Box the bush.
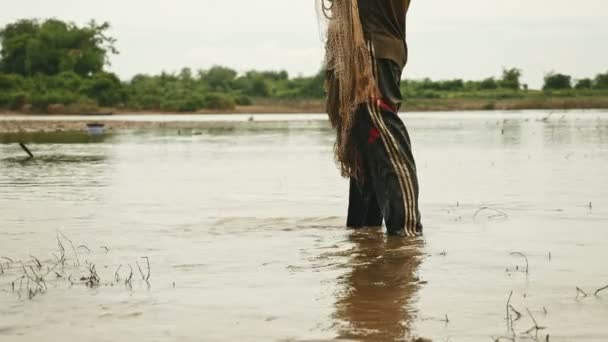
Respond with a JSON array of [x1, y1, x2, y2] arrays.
[[51, 71, 83, 92], [543, 73, 572, 90], [479, 77, 498, 90], [498, 68, 521, 90], [82, 72, 125, 106], [0, 73, 26, 91], [202, 93, 235, 110], [234, 95, 252, 106], [30, 90, 81, 110], [176, 95, 205, 112], [6, 91, 29, 110], [575, 78, 593, 90], [595, 71, 608, 89]]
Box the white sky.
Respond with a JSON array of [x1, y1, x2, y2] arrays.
[[1, 0, 607, 88]]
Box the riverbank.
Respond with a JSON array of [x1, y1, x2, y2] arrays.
[[1, 108, 607, 135], [3, 94, 608, 118]]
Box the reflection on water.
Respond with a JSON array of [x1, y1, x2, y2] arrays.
[[334, 230, 423, 341]]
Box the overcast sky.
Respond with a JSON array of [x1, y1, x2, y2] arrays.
[[1, 0, 607, 88]]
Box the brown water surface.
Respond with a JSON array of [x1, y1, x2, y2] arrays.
[[1, 110, 608, 341]]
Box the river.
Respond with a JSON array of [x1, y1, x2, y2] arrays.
[[1, 110, 607, 341]]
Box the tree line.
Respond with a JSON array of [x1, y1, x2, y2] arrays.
[[1, 19, 607, 113]]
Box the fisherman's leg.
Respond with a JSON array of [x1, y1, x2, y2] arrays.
[[369, 58, 423, 235], [377, 106, 422, 235], [387, 111, 422, 235], [347, 178, 383, 228], [363, 102, 422, 236], [347, 107, 383, 228]]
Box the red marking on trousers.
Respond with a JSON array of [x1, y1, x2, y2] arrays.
[[368, 127, 380, 144], [367, 99, 395, 144]]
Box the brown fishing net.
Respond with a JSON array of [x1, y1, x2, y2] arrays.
[[318, 0, 379, 180]]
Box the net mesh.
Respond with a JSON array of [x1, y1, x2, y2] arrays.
[[317, 0, 379, 180]]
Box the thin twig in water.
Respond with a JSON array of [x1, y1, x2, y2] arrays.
[[19, 142, 34, 158], [510, 252, 529, 274], [42, 255, 64, 279], [576, 287, 589, 298], [136, 261, 145, 280], [77, 245, 91, 253], [16, 275, 25, 291], [100, 246, 110, 253], [506, 291, 513, 329], [524, 308, 547, 339], [125, 264, 133, 288], [115, 264, 122, 282], [21, 264, 34, 282], [2, 256, 14, 263], [473, 206, 509, 220], [56, 237, 66, 266], [491, 337, 515, 342], [59, 232, 80, 266], [142, 257, 150, 282], [82, 264, 100, 288], [595, 285, 608, 296], [136, 257, 151, 282], [509, 305, 522, 322], [30, 255, 42, 269]]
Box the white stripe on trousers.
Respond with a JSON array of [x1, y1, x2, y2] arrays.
[[366, 102, 416, 236], [371, 101, 418, 234]]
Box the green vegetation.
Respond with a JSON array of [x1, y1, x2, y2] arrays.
[[124, 67, 324, 112], [398, 68, 608, 111], [0, 19, 325, 113], [1, 19, 608, 114]]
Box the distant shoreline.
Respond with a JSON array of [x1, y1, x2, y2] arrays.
[[1, 97, 608, 134], [2, 95, 608, 117]]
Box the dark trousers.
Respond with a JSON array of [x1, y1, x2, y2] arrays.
[[346, 59, 422, 236]]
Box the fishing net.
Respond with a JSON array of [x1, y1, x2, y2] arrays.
[[317, 0, 379, 180]]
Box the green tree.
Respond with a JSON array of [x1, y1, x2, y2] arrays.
[[543, 72, 572, 90], [595, 71, 608, 89], [0, 73, 27, 92], [0, 19, 118, 76], [479, 77, 498, 90], [82, 72, 125, 106], [233, 72, 271, 97], [575, 78, 593, 90], [200, 66, 237, 91], [499, 68, 521, 90]]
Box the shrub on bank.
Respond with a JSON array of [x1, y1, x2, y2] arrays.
[[543, 73, 572, 90], [575, 78, 593, 90], [234, 95, 253, 106], [202, 93, 236, 110], [595, 71, 608, 89], [0, 91, 29, 110]]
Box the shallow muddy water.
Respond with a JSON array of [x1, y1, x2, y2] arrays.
[[1, 110, 608, 341]]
